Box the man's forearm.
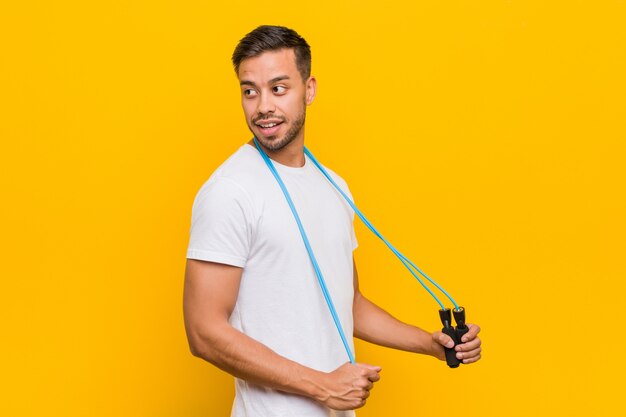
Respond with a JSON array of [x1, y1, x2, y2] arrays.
[[189, 321, 327, 400], [352, 290, 436, 356]]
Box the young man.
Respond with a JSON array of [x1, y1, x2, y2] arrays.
[[183, 25, 482, 417]]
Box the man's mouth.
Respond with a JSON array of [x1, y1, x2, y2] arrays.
[[255, 119, 284, 136], [258, 122, 279, 128]]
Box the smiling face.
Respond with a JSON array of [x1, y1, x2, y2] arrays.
[[238, 48, 316, 152]]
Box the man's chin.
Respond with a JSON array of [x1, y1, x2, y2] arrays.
[[256, 136, 288, 151]]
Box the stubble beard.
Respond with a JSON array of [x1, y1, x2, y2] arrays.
[[252, 105, 306, 152]]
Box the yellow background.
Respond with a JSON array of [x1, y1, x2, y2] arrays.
[[1, 1, 624, 416]]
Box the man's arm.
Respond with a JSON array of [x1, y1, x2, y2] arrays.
[[352, 260, 482, 364], [183, 258, 381, 410]]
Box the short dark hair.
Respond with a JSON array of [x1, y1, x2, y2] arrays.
[[232, 25, 311, 81]]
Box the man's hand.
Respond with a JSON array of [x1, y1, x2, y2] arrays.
[[431, 323, 482, 364], [315, 362, 381, 410]]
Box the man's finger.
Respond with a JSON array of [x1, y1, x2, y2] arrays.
[[361, 380, 373, 390], [356, 363, 382, 381], [433, 330, 455, 348], [456, 336, 481, 352], [462, 353, 482, 364], [456, 346, 482, 361], [356, 363, 382, 372], [460, 323, 481, 343], [353, 378, 374, 389]]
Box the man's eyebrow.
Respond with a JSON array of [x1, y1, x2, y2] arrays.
[[239, 75, 291, 87], [239, 80, 257, 87], [270, 75, 290, 83]]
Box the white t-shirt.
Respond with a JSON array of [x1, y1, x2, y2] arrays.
[[187, 144, 358, 417]]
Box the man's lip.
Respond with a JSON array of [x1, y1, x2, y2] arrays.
[[256, 121, 283, 136], [255, 119, 284, 126]]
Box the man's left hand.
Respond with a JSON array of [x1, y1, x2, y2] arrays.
[[431, 323, 482, 364]]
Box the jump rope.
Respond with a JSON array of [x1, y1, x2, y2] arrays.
[[254, 137, 469, 368]]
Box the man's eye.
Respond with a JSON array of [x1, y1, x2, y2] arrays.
[[244, 89, 257, 97], [273, 86, 286, 94]]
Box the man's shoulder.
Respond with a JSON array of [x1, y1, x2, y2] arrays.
[[213, 143, 260, 176], [193, 144, 267, 205], [204, 144, 266, 188]]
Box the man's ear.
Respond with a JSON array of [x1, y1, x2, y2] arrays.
[[305, 76, 317, 105]]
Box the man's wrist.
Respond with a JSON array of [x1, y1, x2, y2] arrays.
[[410, 327, 438, 357], [288, 364, 328, 402]]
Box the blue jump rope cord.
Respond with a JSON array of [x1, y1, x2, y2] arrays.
[[303, 147, 460, 312], [254, 137, 460, 363]]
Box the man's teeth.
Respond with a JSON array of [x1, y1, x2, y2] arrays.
[[259, 123, 278, 128]]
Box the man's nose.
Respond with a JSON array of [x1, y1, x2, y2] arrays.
[[257, 92, 276, 115]]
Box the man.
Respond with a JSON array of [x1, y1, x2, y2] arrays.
[[183, 25, 482, 416]]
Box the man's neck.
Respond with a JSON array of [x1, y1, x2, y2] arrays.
[[248, 137, 306, 168]]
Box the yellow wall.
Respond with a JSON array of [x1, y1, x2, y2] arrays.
[[2, 1, 624, 416]]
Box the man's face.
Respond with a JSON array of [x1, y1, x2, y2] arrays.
[[238, 48, 316, 152]]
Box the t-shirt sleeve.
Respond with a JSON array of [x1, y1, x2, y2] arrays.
[[186, 176, 255, 267]]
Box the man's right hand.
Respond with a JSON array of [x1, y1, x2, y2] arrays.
[[315, 362, 381, 410]]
